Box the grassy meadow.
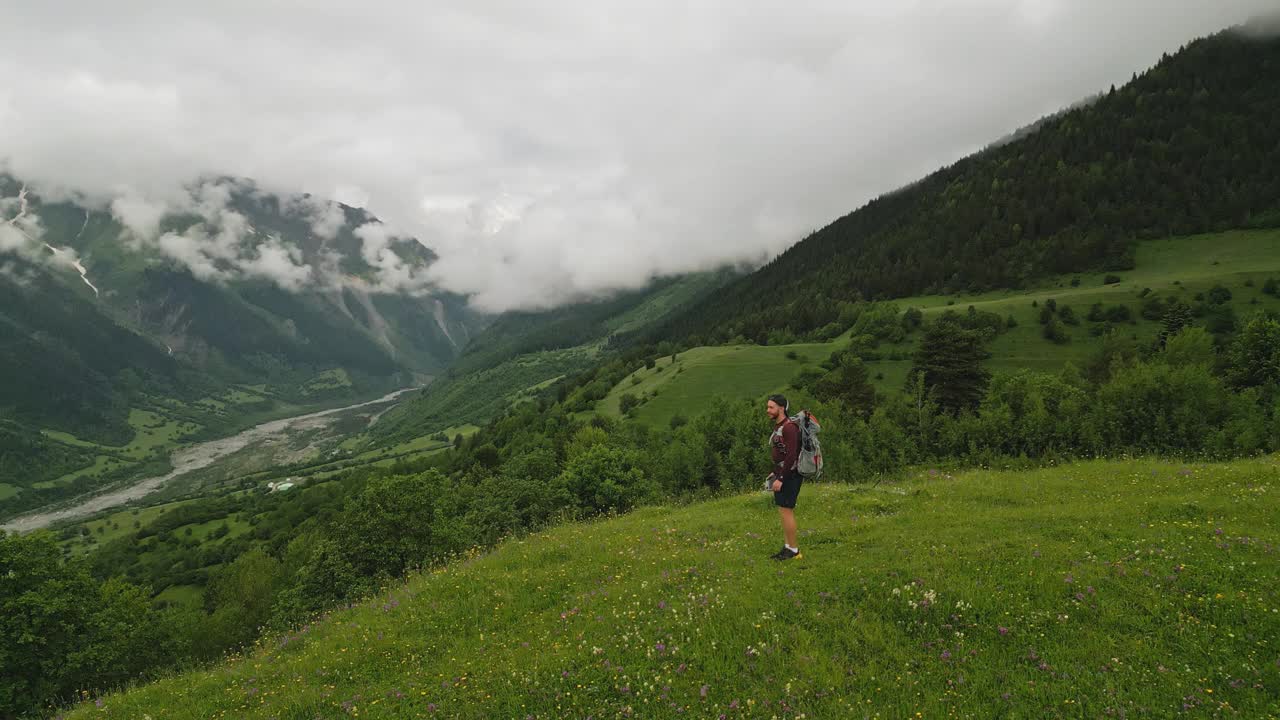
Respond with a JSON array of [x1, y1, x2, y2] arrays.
[[595, 229, 1280, 428], [62, 455, 1279, 719]]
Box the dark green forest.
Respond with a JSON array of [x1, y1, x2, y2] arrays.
[[657, 29, 1280, 347]]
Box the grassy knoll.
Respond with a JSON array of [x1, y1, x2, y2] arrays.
[[596, 344, 829, 427], [65, 456, 1280, 719], [596, 230, 1280, 428]]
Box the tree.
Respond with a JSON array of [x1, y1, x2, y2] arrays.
[[1227, 314, 1280, 389], [1158, 302, 1195, 347], [813, 354, 877, 418], [1, 531, 96, 716], [556, 445, 655, 513], [619, 393, 641, 415], [203, 549, 284, 651], [1161, 327, 1216, 368], [909, 321, 991, 414], [1, 531, 174, 718], [290, 471, 451, 612]]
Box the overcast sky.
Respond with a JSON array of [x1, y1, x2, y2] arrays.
[[0, 1, 1274, 311]]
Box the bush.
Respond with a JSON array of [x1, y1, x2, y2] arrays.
[[1262, 278, 1278, 296], [1207, 285, 1233, 305], [1103, 274, 1122, 285], [1104, 304, 1133, 323], [619, 393, 641, 415], [1141, 296, 1166, 321], [1042, 318, 1070, 344]]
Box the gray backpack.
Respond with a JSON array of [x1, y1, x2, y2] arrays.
[[789, 410, 823, 478]]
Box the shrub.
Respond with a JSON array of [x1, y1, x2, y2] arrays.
[[619, 393, 641, 415], [1042, 318, 1070, 344], [1103, 274, 1122, 284], [1104, 304, 1133, 323]]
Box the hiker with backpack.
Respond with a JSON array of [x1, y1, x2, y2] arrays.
[[764, 393, 821, 561]]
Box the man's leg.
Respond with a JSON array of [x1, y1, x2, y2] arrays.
[[778, 507, 798, 549]]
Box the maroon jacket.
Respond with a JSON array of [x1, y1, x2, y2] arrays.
[[769, 419, 800, 481]]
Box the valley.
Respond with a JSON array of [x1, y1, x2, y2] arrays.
[[1, 385, 419, 533]]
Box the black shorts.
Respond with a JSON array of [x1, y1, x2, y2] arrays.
[[773, 471, 803, 509]]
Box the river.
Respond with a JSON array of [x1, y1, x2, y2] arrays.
[[1, 387, 418, 534]]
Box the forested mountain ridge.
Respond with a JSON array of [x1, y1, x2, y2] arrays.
[[658, 24, 1280, 346]]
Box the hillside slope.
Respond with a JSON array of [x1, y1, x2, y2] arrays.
[[371, 270, 737, 445], [66, 457, 1280, 719], [660, 24, 1280, 346], [592, 229, 1280, 429]]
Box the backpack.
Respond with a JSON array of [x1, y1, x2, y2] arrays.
[[788, 410, 823, 479]]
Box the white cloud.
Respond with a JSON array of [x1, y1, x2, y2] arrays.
[[240, 237, 313, 290], [0, 1, 1274, 310]]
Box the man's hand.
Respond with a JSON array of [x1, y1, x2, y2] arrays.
[[771, 479, 783, 492]]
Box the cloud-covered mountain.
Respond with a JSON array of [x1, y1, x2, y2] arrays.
[[0, 172, 486, 443]]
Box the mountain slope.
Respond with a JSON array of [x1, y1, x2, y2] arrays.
[[370, 270, 738, 445], [61, 457, 1280, 718], [0, 176, 486, 516], [660, 24, 1280, 346]]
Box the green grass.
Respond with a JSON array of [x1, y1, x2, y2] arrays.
[[120, 409, 196, 460], [41, 429, 107, 449], [591, 229, 1280, 428], [65, 456, 1280, 718], [0, 483, 19, 501], [44, 455, 121, 486], [154, 584, 204, 609], [181, 516, 253, 543], [61, 500, 197, 554], [595, 344, 830, 427], [301, 368, 353, 396], [226, 387, 268, 404]]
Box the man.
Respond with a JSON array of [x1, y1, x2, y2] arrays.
[[765, 394, 802, 560]]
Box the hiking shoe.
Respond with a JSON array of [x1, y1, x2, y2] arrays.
[[769, 546, 789, 560], [777, 548, 802, 561]]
